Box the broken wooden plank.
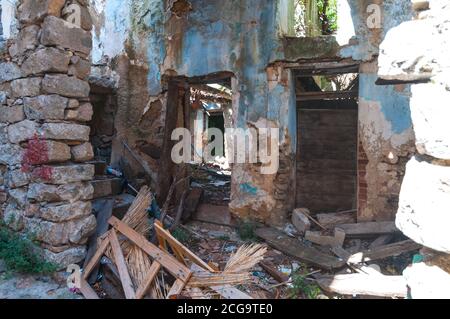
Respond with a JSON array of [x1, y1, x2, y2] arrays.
[[305, 230, 345, 247], [255, 227, 345, 270], [135, 262, 161, 299], [167, 279, 187, 299], [316, 274, 408, 298], [211, 285, 253, 299], [83, 232, 111, 280], [370, 234, 394, 249], [349, 240, 422, 263], [109, 230, 136, 299], [154, 222, 216, 273], [109, 216, 192, 282], [336, 222, 399, 237], [84, 198, 114, 283], [316, 211, 356, 229], [260, 262, 289, 283], [79, 278, 100, 300]]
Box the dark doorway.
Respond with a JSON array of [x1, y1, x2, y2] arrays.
[[294, 64, 359, 214]]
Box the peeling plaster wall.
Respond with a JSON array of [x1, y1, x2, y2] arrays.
[[90, 0, 297, 225], [161, 0, 296, 225], [339, 1, 416, 221], [89, 0, 416, 224]]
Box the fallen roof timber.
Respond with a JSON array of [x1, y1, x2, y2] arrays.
[[349, 240, 422, 264], [255, 227, 345, 270], [336, 222, 400, 237]]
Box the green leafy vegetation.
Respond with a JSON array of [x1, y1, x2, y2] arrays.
[[317, 0, 338, 34], [289, 271, 322, 299], [0, 222, 57, 275]]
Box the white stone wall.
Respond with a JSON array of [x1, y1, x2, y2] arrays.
[[378, 0, 450, 298]]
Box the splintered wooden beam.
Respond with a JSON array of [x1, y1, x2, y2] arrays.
[[109, 230, 136, 299], [349, 240, 422, 263], [154, 222, 216, 273], [167, 279, 187, 299], [108, 216, 192, 282], [255, 227, 345, 270], [79, 278, 100, 300], [336, 222, 400, 237], [135, 262, 162, 299], [83, 231, 111, 280], [316, 274, 408, 298]]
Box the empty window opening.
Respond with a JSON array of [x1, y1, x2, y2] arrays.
[[294, 0, 339, 37], [295, 65, 359, 214]]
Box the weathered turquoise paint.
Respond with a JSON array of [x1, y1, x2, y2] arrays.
[[240, 183, 258, 196], [360, 73, 412, 134]]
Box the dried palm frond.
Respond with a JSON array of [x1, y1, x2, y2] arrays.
[[224, 244, 267, 274], [187, 272, 251, 288], [126, 245, 153, 288]]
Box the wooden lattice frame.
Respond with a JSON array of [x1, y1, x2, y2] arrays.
[[80, 217, 192, 299]]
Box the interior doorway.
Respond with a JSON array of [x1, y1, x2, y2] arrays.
[[294, 62, 359, 214]]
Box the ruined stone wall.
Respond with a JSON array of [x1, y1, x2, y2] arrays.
[[378, 0, 450, 298], [342, 0, 416, 222], [0, 0, 95, 267]]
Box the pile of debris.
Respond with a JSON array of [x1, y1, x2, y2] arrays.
[[77, 186, 266, 299], [255, 208, 423, 298]]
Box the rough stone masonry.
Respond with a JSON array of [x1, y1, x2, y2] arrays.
[[0, 0, 95, 268], [378, 0, 450, 298]]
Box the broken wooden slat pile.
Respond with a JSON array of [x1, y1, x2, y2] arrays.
[[255, 208, 423, 298], [81, 217, 193, 299], [80, 186, 264, 299]]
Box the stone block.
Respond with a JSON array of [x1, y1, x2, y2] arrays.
[[11, 78, 41, 98], [291, 208, 311, 234], [68, 56, 91, 80], [8, 25, 40, 58], [8, 187, 28, 208], [40, 123, 90, 142], [45, 141, 71, 163], [32, 164, 94, 184], [410, 83, 450, 160], [24, 214, 96, 246], [27, 182, 93, 203], [0, 144, 23, 166], [18, 0, 65, 24], [403, 262, 450, 299], [0, 62, 24, 84], [396, 156, 450, 253], [21, 47, 71, 76], [43, 246, 87, 268], [65, 102, 93, 122], [24, 95, 68, 120], [7, 120, 38, 143], [7, 169, 30, 188], [42, 74, 90, 98], [40, 16, 92, 55], [0, 105, 25, 123], [71, 142, 94, 162], [40, 201, 92, 222]]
